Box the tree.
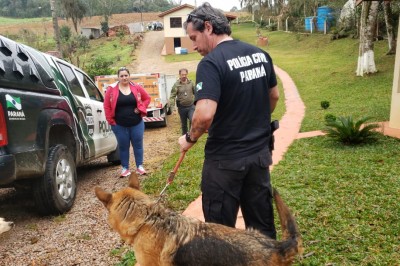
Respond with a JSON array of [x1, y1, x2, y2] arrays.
[[356, 1, 379, 76], [383, 1, 396, 55], [59, 0, 87, 33], [98, 0, 117, 22], [50, 0, 61, 53]]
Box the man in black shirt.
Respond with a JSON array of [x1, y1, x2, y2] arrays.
[[178, 2, 280, 239]]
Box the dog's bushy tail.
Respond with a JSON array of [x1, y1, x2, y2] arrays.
[[273, 188, 303, 260]]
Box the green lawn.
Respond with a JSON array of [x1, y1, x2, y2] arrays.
[[142, 23, 400, 265], [0, 16, 51, 25], [272, 135, 400, 265], [233, 23, 394, 132]]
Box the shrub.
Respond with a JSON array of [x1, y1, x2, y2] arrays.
[[323, 116, 380, 145], [324, 113, 336, 123], [75, 35, 89, 51], [84, 57, 114, 80], [321, 100, 330, 109], [100, 21, 109, 36], [117, 30, 125, 40], [259, 20, 267, 28], [60, 25, 71, 42], [265, 23, 277, 31]]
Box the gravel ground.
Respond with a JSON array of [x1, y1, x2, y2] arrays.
[[0, 31, 198, 266]]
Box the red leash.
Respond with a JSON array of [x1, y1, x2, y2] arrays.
[[158, 151, 186, 198]]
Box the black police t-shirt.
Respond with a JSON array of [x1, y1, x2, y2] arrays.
[[195, 40, 277, 160]]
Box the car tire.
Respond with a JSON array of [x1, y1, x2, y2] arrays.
[[33, 144, 77, 215], [158, 106, 168, 127], [107, 145, 121, 165], [161, 115, 167, 127]]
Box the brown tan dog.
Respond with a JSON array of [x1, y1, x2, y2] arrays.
[[95, 174, 302, 266]]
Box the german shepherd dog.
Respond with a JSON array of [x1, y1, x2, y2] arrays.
[[95, 174, 302, 266]]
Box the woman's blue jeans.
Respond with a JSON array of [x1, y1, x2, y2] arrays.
[[111, 121, 144, 170]]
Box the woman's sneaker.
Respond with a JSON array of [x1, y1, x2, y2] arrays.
[[136, 165, 146, 175], [120, 168, 131, 177]]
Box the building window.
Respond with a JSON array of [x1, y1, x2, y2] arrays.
[[170, 17, 182, 28]]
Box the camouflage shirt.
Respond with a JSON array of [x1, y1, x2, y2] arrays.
[[169, 79, 195, 109]]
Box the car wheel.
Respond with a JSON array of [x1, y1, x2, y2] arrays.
[[33, 144, 77, 215], [107, 145, 121, 165], [159, 107, 168, 127], [161, 115, 167, 127]]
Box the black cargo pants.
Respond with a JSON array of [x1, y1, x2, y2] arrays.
[[201, 150, 277, 239]]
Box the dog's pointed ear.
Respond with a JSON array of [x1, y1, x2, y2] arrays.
[[128, 173, 140, 190], [95, 187, 112, 207]]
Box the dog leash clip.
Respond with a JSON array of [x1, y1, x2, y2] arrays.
[[158, 151, 186, 201]]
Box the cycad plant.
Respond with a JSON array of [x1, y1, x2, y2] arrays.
[[323, 116, 380, 145]]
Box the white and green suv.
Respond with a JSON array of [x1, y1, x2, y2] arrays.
[[0, 35, 120, 215]]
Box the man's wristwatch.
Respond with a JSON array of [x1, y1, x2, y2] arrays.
[[185, 132, 197, 143]]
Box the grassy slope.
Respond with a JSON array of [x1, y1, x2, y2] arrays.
[[0, 17, 53, 25], [84, 37, 136, 69], [234, 23, 400, 265], [233, 23, 394, 132]]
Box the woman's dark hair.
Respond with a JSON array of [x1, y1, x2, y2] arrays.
[[184, 2, 231, 36], [117, 67, 130, 76]]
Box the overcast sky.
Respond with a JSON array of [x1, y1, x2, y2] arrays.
[[180, 0, 242, 12]]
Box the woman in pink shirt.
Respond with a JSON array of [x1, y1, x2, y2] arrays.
[[104, 67, 150, 177]]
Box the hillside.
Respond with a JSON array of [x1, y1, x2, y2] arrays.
[[0, 11, 249, 36], [0, 12, 161, 36]]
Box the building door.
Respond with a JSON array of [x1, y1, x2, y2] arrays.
[[174, 37, 181, 48]]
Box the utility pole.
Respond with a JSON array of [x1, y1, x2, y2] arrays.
[[50, 0, 61, 54], [140, 0, 143, 27]]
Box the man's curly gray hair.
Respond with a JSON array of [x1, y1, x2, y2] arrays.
[[184, 2, 231, 36]]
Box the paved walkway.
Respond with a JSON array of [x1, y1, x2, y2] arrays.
[[182, 66, 400, 228]]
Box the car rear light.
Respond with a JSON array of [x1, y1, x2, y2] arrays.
[[0, 103, 8, 147]]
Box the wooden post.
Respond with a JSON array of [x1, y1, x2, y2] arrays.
[[286, 17, 289, 32], [310, 18, 313, 33]]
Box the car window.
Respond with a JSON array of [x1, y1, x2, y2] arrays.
[[57, 63, 85, 97], [75, 70, 103, 102]]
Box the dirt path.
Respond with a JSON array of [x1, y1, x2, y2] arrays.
[[0, 32, 199, 265], [129, 31, 198, 75]]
